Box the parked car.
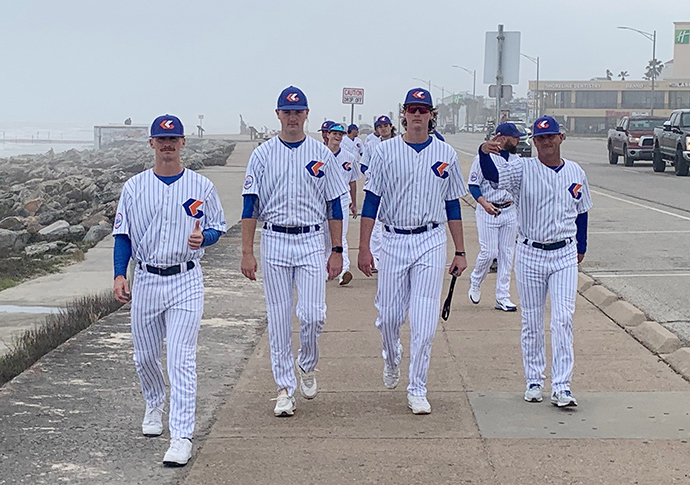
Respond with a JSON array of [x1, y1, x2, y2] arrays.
[[513, 121, 532, 157], [358, 123, 374, 135], [652, 109, 690, 176], [607, 116, 665, 166], [442, 123, 456, 134]]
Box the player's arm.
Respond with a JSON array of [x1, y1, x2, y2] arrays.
[[469, 184, 500, 216], [358, 191, 378, 277], [575, 173, 593, 264], [326, 198, 344, 280], [240, 195, 259, 280], [446, 200, 467, 276], [113, 234, 131, 303]]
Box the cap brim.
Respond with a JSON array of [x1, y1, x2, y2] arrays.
[[150, 133, 184, 137], [532, 130, 561, 137], [278, 105, 308, 111]]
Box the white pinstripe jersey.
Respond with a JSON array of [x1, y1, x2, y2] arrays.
[[365, 136, 468, 228], [365, 133, 379, 146], [242, 135, 348, 226], [340, 135, 362, 159], [113, 169, 227, 266], [494, 157, 593, 242], [333, 148, 361, 202], [359, 135, 382, 172], [468, 153, 517, 205]]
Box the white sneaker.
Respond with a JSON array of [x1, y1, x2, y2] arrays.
[[495, 298, 517, 312], [551, 390, 578, 407], [163, 438, 192, 467], [383, 363, 400, 389], [273, 394, 296, 417], [407, 394, 432, 414], [142, 405, 164, 437], [296, 359, 318, 399], [339, 270, 353, 286], [468, 286, 481, 304], [524, 384, 543, 402]]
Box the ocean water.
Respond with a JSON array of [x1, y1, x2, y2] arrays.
[[0, 122, 94, 158]]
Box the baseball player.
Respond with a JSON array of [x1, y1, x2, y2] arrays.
[[478, 115, 591, 407], [364, 124, 380, 146], [112, 114, 227, 466], [240, 86, 348, 417], [318, 120, 335, 143], [324, 123, 361, 285], [358, 88, 468, 414], [340, 124, 363, 160], [467, 123, 522, 312], [359, 115, 396, 269]]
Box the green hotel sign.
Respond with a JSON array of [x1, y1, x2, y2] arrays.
[[676, 29, 690, 44]]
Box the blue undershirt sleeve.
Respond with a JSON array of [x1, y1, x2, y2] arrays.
[[576, 212, 588, 254], [445, 199, 462, 220], [478, 147, 499, 183], [327, 196, 343, 220], [241, 194, 259, 219], [468, 184, 483, 201], [113, 234, 132, 279], [361, 192, 381, 219], [201, 228, 222, 247]]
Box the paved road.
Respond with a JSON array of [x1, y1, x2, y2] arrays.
[[446, 133, 690, 344]]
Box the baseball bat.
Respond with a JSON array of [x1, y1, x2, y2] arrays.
[[441, 274, 457, 321]]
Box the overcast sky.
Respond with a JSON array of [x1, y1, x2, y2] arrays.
[[0, 0, 685, 134]]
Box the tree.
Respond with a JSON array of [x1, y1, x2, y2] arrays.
[[643, 59, 664, 81], [618, 71, 629, 81], [606, 69, 613, 81]]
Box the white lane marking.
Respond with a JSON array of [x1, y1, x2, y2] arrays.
[[590, 230, 690, 234], [591, 189, 690, 222], [591, 273, 690, 278], [622, 169, 639, 174]]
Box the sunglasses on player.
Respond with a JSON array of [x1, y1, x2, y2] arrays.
[[405, 105, 431, 114]]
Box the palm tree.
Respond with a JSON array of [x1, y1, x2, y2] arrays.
[[643, 59, 664, 81], [618, 71, 629, 81], [606, 69, 613, 80]]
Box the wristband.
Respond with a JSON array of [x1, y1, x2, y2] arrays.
[[455, 251, 466, 257], [332, 246, 344, 253]]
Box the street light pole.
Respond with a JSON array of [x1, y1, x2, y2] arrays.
[[452, 65, 476, 131], [412, 77, 432, 96], [521, 53, 540, 119], [617, 26, 658, 116]]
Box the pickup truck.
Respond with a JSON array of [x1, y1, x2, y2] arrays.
[[652, 109, 690, 176], [607, 116, 665, 167]]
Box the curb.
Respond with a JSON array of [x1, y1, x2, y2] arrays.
[[578, 271, 686, 375]]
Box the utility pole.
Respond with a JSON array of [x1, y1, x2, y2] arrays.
[[496, 24, 505, 125]]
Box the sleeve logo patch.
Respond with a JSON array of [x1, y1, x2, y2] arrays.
[[469, 172, 478, 182], [114, 212, 123, 229], [306, 160, 325, 178], [431, 161, 450, 179], [183, 198, 205, 218], [342, 161, 352, 171], [568, 183, 583, 200], [244, 175, 253, 189]]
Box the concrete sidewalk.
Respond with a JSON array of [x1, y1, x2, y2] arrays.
[[184, 211, 690, 484]]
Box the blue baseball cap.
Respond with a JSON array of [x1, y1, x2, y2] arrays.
[[150, 114, 184, 138], [347, 124, 358, 132], [495, 122, 526, 138], [328, 123, 347, 133], [532, 116, 560, 136], [374, 115, 392, 128], [277, 86, 308, 110], [319, 120, 335, 132], [404, 88, 433, 107]]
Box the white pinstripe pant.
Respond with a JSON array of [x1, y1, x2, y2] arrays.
[[261, 228, 326, 396], [370, 220, 383, 266], [375, 225, 446, 397], [470, 205, 517, 300], [324, 195, 352, 273], [514, 241, 578, 393], [130, 264, 204, 439]]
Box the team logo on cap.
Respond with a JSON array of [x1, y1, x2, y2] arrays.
[[183, 198, 204, 218], [306, 160, 325, 178], [568, 183, 583, 200], [160, 119, 175, 130], [342, 162, 352, 171], [114, 212, 123, 229], [287, 93, 300, 102], [412, 91, 426, 99], [431, 161, 450, 179], [537, 120, 549, 129]]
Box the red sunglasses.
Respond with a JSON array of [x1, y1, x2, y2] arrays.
[[405, 105, 431, 114]]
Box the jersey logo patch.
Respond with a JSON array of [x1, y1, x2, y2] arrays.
[[431, 161, 450, 179], [160, 119, 175, 130], [306, 160, 325, 178], [244, 175, 253, 189], [342, 161, 352, 171], [470, 172, 478, 182], [114, 212, 123, 229], [183, 198, 204, 218], [568, 183, 583, 200]]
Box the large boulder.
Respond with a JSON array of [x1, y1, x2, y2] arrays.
[[83, 222, 112, 243], [0, 216, 25, 231], [38, 220, 70, 241], [0, 228, 19, 251]]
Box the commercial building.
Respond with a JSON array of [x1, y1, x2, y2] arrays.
[[529, 22, 690, 134]]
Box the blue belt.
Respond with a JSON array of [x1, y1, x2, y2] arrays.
[[384, 223, 439, 235], [139, 261, 195, 276], [264, 223, 320, 234]]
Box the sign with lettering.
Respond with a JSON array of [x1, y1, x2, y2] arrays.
[[342, 88, 365, 105], [676, 29, 690, 44]]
